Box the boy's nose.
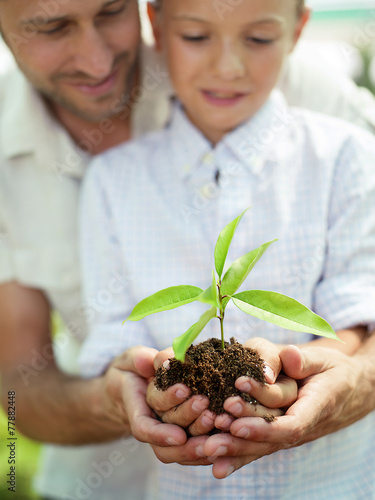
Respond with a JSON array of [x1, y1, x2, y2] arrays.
[[72, 27, 114, 80], [214, 40, 246, 80]]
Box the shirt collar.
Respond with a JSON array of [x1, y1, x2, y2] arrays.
[[166, 101, 217, 182], [166, 90, 290, 180], [221, 90, 289, 174], [0, 69, 86, 179]]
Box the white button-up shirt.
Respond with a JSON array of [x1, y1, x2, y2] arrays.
[[80, 91, 375, 499]]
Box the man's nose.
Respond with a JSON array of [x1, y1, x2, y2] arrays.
[[213, 40, 246, 80], [72, 27, 114, 79]]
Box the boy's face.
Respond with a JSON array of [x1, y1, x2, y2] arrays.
[[0, 0, 140, 123], [150, 0, 308, 144]]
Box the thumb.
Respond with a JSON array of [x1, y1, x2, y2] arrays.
[[153, 347, 175, 370], [112, 346, 159, 379], [243, 337, 283, 384], [280, 345, 328, 380]]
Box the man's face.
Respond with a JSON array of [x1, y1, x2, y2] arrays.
[[151, 0, 308, 144], [0, 0, 141, 122]]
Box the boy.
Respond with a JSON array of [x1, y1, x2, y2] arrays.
[[80, 0, 375, 498]]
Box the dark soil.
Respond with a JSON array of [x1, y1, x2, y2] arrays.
[[155, 337, 269, 416]]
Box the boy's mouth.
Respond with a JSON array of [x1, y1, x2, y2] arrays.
[[202, 89, 248, 105]]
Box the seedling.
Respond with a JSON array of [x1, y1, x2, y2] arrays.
[[125, 209, 340, 361]]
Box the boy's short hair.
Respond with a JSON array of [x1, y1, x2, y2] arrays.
[[153, 0, 305, 16]]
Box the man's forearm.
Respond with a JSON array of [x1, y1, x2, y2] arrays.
[[353, 332, 375, 415], [1, 366, 131, 445]]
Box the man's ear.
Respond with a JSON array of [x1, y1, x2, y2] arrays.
[[290, 7, 311, 52], [147, 2, 162, 52]]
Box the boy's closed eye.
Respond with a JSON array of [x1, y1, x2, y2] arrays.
[[182, 34, 209, 42]]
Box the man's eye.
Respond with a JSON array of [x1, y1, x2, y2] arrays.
[[100, 5, 126, 17], [39, 24, 67, 35]]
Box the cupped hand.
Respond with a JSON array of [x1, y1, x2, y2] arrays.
[[146, 347, 217, 436], [202, 344, 369, 479], [105, 345, 188, 447]]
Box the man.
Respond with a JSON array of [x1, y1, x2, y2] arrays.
[[0, 1, 374, 499]]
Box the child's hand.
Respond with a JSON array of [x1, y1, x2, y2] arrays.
[[146, 347, 217, 436], [215, 338, 297, 431]]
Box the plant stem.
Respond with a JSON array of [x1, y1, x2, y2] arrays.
[[217, 282, 225, 350], [220, 312, 225, 350]]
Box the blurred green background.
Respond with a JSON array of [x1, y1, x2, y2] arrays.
[[0, 409, 41, 500]]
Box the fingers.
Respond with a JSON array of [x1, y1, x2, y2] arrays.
[[223, 396, 284, 420], [123, 371, 188, 448], [157, 394, 210, 428], [211, 456, 248, 479], [203, 432, 280, 468], [214, 413, 235, 432], [111, 345, 159, 379], [151, 436, 212, 466], [188, 410, 216, 436], [153, 347, 175, 370], [147, 379, 191, 413], [242, 337, 283, 383], [279, 344, 330, 380], [234, 373, 298, 409], [147, 380, 214, 433], [229, 411, 305, 446]]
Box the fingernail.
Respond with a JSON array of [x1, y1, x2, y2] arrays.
[[225, 466, 235, 478], [166, 437, 181, 446], [237, 380, 251, 392], [162, 360, 170, 370], [235, 428, 250, 439], [176, 388, 189, 399], [211, 445, 227, 457], [228, 402, 242, 416], [192, 397, 208, 413], [219, 415, 232, 429], [195, 445, 206, 458], [202, 415, 214, 427], [264, 365, 276, 384]]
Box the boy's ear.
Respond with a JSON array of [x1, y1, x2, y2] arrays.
[[147, 2, 162, 52], [290, 7, 311, 52]]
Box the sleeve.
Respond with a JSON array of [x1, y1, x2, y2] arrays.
[[313, 132, 375, 334], [0, 191, 15, 283], [78, 156, 154, 377]]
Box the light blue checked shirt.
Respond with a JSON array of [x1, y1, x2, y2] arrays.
[[80, 91, 375, 500]]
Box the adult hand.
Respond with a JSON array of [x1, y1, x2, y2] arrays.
[[104, 345, 188, 447], [200, 344, 373, 479]]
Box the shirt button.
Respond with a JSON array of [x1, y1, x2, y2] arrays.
[[202, 152, 214, 165], [201, 183, 218, 199]]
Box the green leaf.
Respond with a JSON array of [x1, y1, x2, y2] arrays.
[[232, 290, 341, 341], [214, 208, 250, 279], [221, 239, 277, 300], [125, 285, 203, 322], [173, 307, 217, 361], [197, 270, 219, 308]]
